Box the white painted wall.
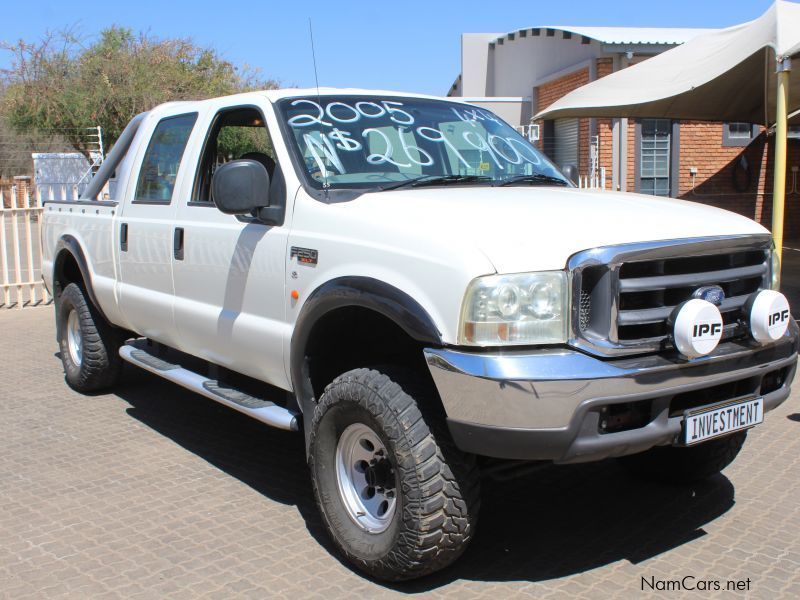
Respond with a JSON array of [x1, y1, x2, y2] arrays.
[[461, 33, 501, 96], [32, 153, 89, 187], [460, 32, 605, 100]]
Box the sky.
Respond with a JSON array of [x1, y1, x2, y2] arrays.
[[0, 0, 784, 96]]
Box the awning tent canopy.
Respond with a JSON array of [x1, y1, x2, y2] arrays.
[[537, 1, 800, 125]]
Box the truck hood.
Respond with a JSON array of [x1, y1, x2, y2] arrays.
[[348, 186, 769, 273]]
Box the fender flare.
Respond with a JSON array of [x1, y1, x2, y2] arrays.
[[290, 276, 443, 415], [53, 235, 111, 324]]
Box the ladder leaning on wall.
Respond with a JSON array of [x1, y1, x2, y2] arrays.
[[74, 126, 105, 193], [580, 135, 607, 190]]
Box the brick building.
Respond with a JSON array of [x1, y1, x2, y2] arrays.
[[447, 26, 800, 239]]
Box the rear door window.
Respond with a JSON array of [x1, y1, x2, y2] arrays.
[[135, 113, 198, 203]]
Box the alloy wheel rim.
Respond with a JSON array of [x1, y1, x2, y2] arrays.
[[334, 422, 398, 533]]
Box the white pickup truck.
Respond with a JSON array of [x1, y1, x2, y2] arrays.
[[42, 88, 797, 580]]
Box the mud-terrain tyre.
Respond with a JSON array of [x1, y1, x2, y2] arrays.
[[619, 431, 748, 484], [308, 367, 480, 581], [56, 282, 124, 393]]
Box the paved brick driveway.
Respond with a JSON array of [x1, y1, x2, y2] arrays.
[[1, 307, 799, 599]]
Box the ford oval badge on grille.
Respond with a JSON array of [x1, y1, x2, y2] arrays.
[[693, 285, 725, 306]]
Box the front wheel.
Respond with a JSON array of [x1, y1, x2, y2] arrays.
[[619, 431, 748, 484], [308, 368, 480, 581]]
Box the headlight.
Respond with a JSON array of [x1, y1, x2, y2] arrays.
[[459, 271, 569, 345], [770, 249, 781, 290]]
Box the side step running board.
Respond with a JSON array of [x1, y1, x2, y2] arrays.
[[119, 345, 300, 432]]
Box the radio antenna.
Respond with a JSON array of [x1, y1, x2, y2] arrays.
[[309, 18, 322, 97], [308, 18, 329, 195]]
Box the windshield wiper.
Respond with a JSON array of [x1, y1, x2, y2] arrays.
[[496, 174, 570, 187], [378, 174, 494, 191]]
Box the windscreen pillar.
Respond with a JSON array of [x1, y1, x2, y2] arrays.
[[771, 56, 791, 283]]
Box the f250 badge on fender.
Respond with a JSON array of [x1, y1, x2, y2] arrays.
[[290, 247, 318, 266]]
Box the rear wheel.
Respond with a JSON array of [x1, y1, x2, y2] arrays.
[[619, 431, 748, 484], [56, 282, 124, 392], [308, 367, 480, 581]]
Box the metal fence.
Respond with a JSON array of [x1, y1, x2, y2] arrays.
[[578, 167, 607, 190], [1, 180, 108, 309], [0, 184, 54, 308]]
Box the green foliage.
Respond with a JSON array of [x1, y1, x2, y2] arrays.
[[1, 27, 279, 156], [216, 126, 273, 160]]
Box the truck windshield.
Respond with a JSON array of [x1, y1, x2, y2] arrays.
[[276, 96, 569, 191]]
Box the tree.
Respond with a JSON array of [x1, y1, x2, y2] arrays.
[[0, 114, 76, 177], [0, 27, 279, 157]]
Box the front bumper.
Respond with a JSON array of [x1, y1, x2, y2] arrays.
[[424, 322, 798, 463]]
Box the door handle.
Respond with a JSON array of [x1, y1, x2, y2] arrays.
[[173, 227, 184, 261], [120, 223, 128, 252]]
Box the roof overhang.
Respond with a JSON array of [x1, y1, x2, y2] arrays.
[[536, 1, 800, 125]]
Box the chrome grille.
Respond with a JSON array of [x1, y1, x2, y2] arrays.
[[578, 289, 592, 332], [569, 235, 772, 357], [617, 250, 767, 341]]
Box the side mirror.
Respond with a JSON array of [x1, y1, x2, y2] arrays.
[[561, 164, 579, 186], [212, 159, 270, 215]]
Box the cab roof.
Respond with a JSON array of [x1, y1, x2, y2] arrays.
[[147, 87, 473, 116]]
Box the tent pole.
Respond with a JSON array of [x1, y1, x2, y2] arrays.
[[772, 57, 791, 284]]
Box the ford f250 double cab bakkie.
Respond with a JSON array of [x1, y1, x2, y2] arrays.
[[41, 88, 797, 580]]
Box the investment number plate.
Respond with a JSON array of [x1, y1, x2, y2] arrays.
[[683, 397, 764, 445]]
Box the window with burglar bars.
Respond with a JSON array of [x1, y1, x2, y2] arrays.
[[723, 122, 758, 146], [727, 122, 753, 139], [639, 119, 671, 197]]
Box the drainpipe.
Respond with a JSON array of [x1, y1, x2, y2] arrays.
[[772, 56, 791, 284]]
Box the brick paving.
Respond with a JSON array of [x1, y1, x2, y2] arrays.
[[1, 307, 799, 599]]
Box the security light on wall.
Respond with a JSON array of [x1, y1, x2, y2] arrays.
[[516, 124, 540, 142], [528, 124, 540, 142]]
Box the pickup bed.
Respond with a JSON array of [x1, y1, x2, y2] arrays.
[[42, 88, 798, 580]]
